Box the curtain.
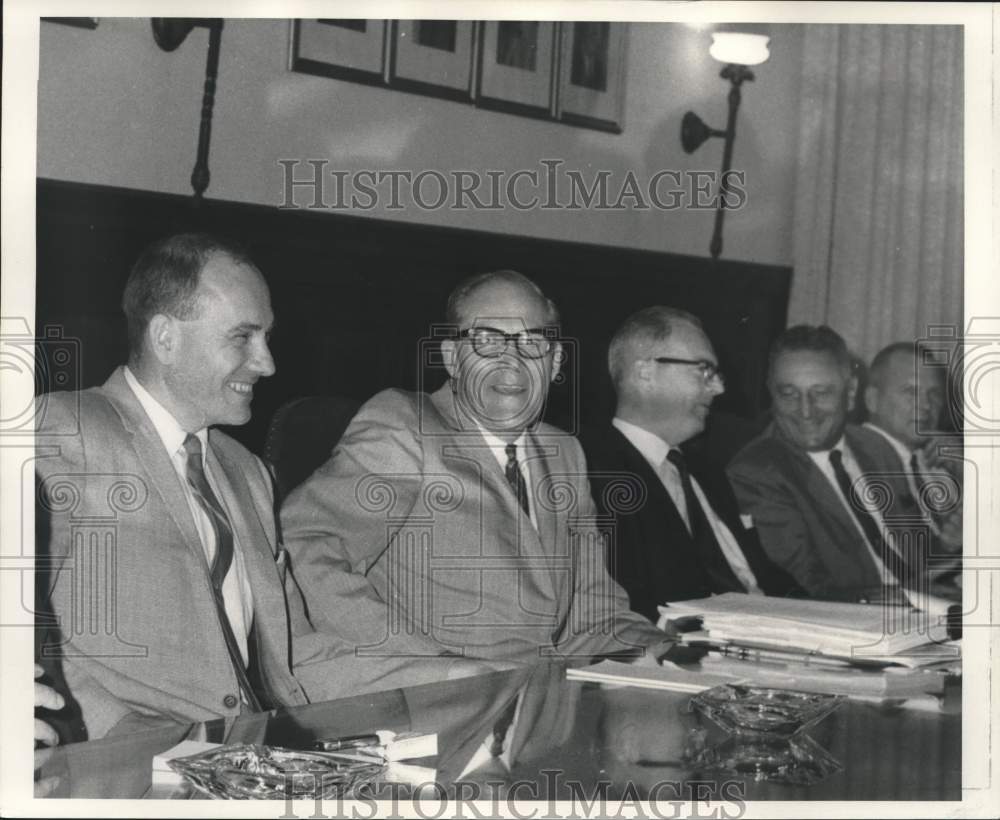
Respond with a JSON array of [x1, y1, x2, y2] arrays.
[[789, 25, 963, 363]]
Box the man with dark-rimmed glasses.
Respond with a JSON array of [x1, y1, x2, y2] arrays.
[[281, 271, 680, 666], [582, 306, 801, 621]]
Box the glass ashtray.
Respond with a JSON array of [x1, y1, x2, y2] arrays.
[[690, 732, 843, 785], [168, 743, 386, 799], [690, 684, 844, 737]]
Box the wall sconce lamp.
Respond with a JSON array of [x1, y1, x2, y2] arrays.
[[151, 18, 224, 205], [681, 32, 770, 259]]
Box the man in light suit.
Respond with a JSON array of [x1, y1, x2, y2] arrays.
[[864, 341, 962, 552], [281, 271, 679, 665], [582, 307, 801, 621], [35, 234, 468, 740], [727, 325, 958, 604]]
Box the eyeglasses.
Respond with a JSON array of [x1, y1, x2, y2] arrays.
[[653, 356, 725, 386], [458, 327, 555, 359]]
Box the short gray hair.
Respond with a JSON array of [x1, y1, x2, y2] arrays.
[[608, 306, 702, 391], [445, 269, 560, 329]]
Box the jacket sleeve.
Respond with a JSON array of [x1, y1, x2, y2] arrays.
[[279, 392, 459, 669], [549, 440, 674, 663]]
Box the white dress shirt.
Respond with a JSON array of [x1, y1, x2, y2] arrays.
[[475, 424, 538, 530], [612, 418, 762, 595], [124, 367, 254, 665], [806, 437, 895, 585]]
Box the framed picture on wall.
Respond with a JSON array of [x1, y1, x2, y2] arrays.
[[476, 21, 557, 118], [289, 19, 388, 85], [389, 20, 477, 101], [555, 22, 628, 133]]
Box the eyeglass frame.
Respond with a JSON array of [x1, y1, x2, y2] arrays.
[[456, 326, 559, 359], [652, 356, 725, 386]]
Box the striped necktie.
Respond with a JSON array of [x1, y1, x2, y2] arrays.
[[182, 434, 262, 711]]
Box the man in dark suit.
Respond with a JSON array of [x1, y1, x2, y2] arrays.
[[282, 271, 681, 666], [727, 325, 959, 605], [583, 306, 800, 622], [35, 234, 471, 740]]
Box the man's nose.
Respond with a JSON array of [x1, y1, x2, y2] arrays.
[[250, 339, 276, 377]]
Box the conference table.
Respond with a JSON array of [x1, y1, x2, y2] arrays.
[[36, 661, 961, 803]]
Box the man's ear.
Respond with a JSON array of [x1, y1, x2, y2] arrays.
[[846, 373, 859, 408], [863, 384, 877, 416], [441, 338, 457, 379], [147, 314, 177, 365], [549, 341, 563, 382], [633, 358, 654, 386]]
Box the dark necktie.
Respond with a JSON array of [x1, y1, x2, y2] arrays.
[[666, 449, 744, 593], [504, 443, 531, 518], [490, 697, 518, 757], [182, 434, 262, 711], [829, 448, 917, 588], [909, 450, 946, 529]]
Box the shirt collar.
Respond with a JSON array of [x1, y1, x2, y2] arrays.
[[474, 422, 528, 466], [612, 417, 673, 469], [805, 435, 849, 468], [124, 366, 208, 465]]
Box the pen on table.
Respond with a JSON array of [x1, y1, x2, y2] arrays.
[[313, 734, 381, 752]]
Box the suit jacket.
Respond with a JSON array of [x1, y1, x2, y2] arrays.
[[726, 422, 932, 601], [582, 425, 801, 621], [34, 368, 458, 740], [280, 384, 669, 664]]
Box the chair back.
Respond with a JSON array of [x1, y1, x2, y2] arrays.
[[265, 396, 361, 499]]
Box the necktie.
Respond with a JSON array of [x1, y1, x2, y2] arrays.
[[489, 697, 518, 757], [909, 450, 946, 529], [182, 435, 262, 711], [829, 449, 917, 588], [665, 449, 744, 593], [504, 443, 531, 518]]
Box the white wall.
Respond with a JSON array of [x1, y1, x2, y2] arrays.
[[38, 19, 802, 265]]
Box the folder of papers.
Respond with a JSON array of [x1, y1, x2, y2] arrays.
[[658, 593, 959, 669]]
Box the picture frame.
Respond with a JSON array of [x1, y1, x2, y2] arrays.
[[389, 20, 477, 102], [289, 19, 388, 86], [42, 18, 99, 29], [476, 21, 557, 119], [555, 22, 628, 134]]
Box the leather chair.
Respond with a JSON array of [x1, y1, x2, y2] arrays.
[[264, 396, 362, 500]]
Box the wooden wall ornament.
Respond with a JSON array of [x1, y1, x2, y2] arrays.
[[151, 18, 225, 205]]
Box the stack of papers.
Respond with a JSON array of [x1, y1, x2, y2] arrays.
[[658, 593, 958, 668]]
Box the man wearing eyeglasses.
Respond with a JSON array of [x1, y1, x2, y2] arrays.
[[281, 271, 679, 666], [582, 307, 801, 622]]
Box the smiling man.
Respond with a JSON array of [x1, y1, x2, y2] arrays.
[[582, 307, 800, 620], [34, 234, 469, 741], [727, 325, 952, 602], [281, 270, 677, 665]]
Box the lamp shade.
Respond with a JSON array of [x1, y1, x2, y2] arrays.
[[709, 32, 770, 66]]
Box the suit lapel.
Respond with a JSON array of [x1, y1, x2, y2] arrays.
[[773, 429, 867, 554], [611, 427, 691, 545], [429, 386, 555, 594], [523, 431, 566, 602], [101, 368, 208, 570]]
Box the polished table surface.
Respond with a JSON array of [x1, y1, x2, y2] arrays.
[[37, 661, 961, 802]]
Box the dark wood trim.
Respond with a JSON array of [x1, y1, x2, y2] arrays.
[[36, 178, 791, 456]]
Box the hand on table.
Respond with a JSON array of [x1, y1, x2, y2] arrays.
[[34, 664, 64, 797]]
